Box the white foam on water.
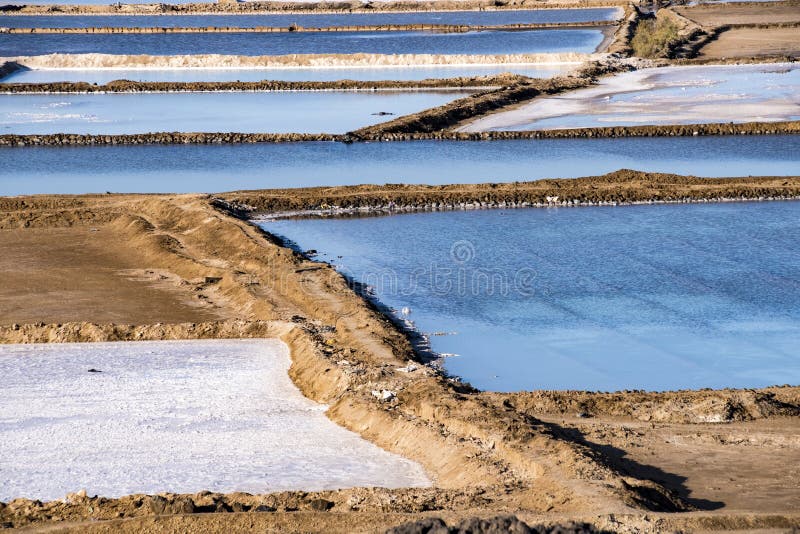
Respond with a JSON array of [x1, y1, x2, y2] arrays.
[[0, 339, 430, 502], [4, 51, 596, 70]]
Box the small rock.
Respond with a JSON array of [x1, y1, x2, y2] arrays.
[[253, 504, 276, 513], [87, 368, 102, 373], [396, 364, 418, 373], [168, 496, 196, 514], [308, 498, 333, 511], [371, 389, 396, 401], [147, 495, 168, 515]]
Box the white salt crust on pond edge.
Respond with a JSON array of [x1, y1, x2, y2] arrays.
[[0, 339, 430, 502]]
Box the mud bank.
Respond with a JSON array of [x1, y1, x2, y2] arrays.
[[3, 119, 797, 145], [219, 171, 800, 213], [1, 21, 613, 33], [498, 387, 800, 424], [1, 183, 799, 531], [0, 73, 532, 93], [2, 0, 628, 16], [0, 191, 692, 525]]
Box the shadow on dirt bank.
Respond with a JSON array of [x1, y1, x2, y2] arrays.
[[545, 421, 725, 511]]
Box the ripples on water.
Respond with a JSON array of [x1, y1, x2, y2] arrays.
[[0, 29, 605, 57], [264, 202, 800, 392], [1, 136, 799, 195], [0, 90, 471, 134]]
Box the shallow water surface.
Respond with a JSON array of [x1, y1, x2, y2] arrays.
[[0, 28, 605, 56], [462, 63, 800, 131], [1, 135, 799, 195], [0, 339, 430, 501], [264, 202, 800, 392], [1, 65, 567, 83], [0, 9, 621, 28], [0, 90, 470, 134]]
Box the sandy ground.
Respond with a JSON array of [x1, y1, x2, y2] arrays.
[[698, 27, 800, 59], [519, 412, 800, 514], [675, 3, 800, 26], [1, 175, 799, 532], [0, 225, 227, 325]]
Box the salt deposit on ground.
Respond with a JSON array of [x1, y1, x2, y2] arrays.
[[0, 339, 430, 502], [459, 63, 800, 132]]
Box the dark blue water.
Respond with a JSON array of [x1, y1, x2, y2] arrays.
[[1, 136, 798, 195], [0, 29, 604, 56], [264, 202, 800, 392], [0, 8, 621, 28]]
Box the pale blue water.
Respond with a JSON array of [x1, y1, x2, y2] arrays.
[[0, 90, 471, 134], [263, 202, 800, 392], [0, 29, 605, 56], [0, 9, 621, 28], [490, 64, 800, 131], [1, 136, 798, 195], [1, 65, 567, 83]]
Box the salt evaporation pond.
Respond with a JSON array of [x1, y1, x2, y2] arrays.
[[0, 90, 470, 134], [0, 28, 606, 57], [264, 202, 800, 392], [0, 9, 621, 28], [461, 63, 800, 131], [1, 65, 568, 83], [0, 339, 430, 502], [2, 135, 799, 195]]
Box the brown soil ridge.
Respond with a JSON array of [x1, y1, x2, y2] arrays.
[[661, 2, 800, 60], [0, 187, 701, 528], [1, 21, 614, 33], [1, 0, 627, 16], [1, 120, 798, 146], [2, 176, 799, 531], [495, 387, 800, 424], [0, 73, 532, 93], [221, 171, 800, 214], [0, 121, 800, 148]]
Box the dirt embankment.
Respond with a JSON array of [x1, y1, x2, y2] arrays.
[[2, 21, 613, 33], [1, 175, 800, 531], [1, 120, 798, 146], [1, 0, 627, 15], [0, 186, 692, 531], [662, 2, 800, 60], [222, 171, 800, 213], [497, 387, 800, 424], [0, 74, 532, 93]]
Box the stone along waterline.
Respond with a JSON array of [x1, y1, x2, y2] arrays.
[[264, 201, 800, 392], [0, 65, 568, 84]]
